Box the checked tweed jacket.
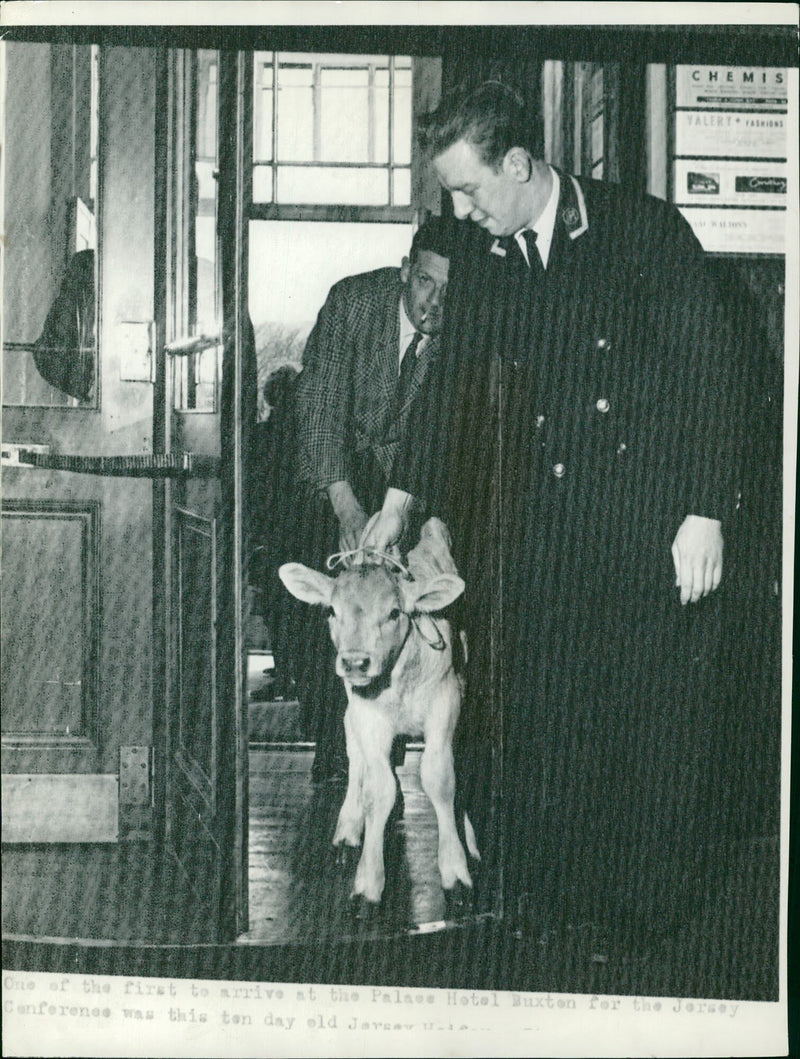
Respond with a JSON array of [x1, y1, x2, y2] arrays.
[[295, 266, 441, 499]]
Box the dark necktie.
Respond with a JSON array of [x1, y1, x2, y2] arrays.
[[396, 331, 423, 408], [517, 228, 545, 277]]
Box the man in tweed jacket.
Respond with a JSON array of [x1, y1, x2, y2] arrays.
[[293, 218, 454, 783]]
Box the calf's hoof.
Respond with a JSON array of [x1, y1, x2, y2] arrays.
[[332, 842, 360, 871], [443, 881, 474, 921], [348, 894, 382, 925]]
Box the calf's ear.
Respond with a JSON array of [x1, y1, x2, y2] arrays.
[[278, 563, 334, 606], [403, 573, 465, 614]]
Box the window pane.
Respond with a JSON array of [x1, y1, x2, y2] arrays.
[[252, 165, 274, 203], [252, 52, 415, 209], [319, 67, 370, 162], [392, 167, 411, 206], [253, 57, 273, 162], [393, 66, 412, 164], [249, 220, 414, 418], [277, 63, 313, 162], [195, 159, 216, 204], [373, 70, 390, 165], [89, 45, 99, 204], [194, 216, 217, 334], [277, 165, 388, 206], [197, 50, 217, 160]]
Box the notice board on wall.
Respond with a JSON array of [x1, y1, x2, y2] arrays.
[[672, 66, 788, 254]]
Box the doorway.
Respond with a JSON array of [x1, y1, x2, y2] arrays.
[[239, 48, 500, 942], [153, 43, 502, 946]]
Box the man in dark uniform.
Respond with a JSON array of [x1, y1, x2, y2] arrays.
[[293, 218, 454, 783], [365, 82, 760, 952]]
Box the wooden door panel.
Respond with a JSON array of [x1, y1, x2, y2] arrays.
[[174, 508, 218, 806], [169, 781, 222, 928], [1, 501, 100, 755], [2, 45, 157, 858]]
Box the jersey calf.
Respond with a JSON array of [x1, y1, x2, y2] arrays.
[[279, 519, 479, 906]]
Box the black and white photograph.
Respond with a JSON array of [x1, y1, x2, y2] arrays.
[[1, 3, 796, 1056]]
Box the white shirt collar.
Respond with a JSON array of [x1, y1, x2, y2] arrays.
[[398, 296, 428, 365], [514, 166, 560, 269]]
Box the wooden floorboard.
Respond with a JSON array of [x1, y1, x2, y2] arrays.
[[242, 749, 459, 944], [1, 748, 781, 1001], [0, 843, 218, 943], [1, 749, 469, 947]]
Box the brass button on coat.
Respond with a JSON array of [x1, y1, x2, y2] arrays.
[[553, 462, 566, 478]]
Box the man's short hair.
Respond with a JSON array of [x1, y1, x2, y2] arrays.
[[418, 81, 543, 169], [409, 214, 457, 264]]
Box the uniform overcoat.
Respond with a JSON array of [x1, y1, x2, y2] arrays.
[[393, 172, 758, 928]]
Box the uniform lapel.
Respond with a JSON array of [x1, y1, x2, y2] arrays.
[[547, 169, 591, 270]]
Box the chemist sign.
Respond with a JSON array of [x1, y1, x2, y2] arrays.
[[675, 66, 788, 109], [672, 66, 788, 255]]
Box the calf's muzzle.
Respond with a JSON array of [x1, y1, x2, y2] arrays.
[[339, 652, 372, 676]]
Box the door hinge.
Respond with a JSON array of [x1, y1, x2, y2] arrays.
[[119, 745, 151, 806], [119, 745, 152, 841]]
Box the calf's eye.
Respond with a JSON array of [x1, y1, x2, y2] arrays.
[[388, 607, 402, 620]]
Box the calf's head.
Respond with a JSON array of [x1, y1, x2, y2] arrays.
[[279, 561, 464, 689]]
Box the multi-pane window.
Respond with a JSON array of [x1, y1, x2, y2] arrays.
[[252, 52, 413, 215]]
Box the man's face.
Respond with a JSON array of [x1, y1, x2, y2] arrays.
[[433, 138, 529, 237], [401, 249, 450, 335]]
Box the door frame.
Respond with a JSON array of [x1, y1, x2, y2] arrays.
[[151, 46, 250, 942], [216, 47, 252, 939]]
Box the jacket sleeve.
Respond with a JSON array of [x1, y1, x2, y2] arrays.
[[388, 223, 482, 513], [641, 200, 749, 526], [294, 280, 356, 493]]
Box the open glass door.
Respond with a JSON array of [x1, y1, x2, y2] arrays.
[[153, 47, 251, 942]]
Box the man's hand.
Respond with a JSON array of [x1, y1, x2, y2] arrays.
[[671, 514, 724, 605], [360, 488, 414, 552], [327, 481, 368, 552]]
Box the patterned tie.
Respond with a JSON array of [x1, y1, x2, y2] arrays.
[[396, 331, 423, 408]]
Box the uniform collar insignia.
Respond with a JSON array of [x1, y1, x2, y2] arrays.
[[558, 171, 589, 241], [485, 170, 588, 258]]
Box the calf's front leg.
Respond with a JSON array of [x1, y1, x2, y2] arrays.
[[332, 705, 365, 852], [420, 738, 473, 892], [349, 709, 395, 904]]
